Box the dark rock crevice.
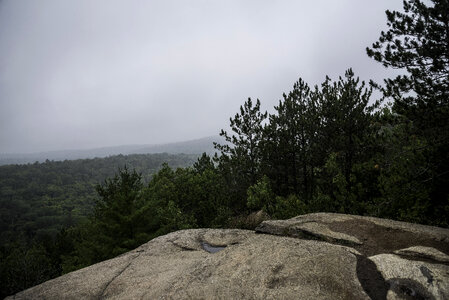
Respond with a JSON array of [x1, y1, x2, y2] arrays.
[[420, 266, 434, 284], [170, 241, 198, 251], [256, 224, 326, 242], [256, 220, 363, 250], [395, 253, 449, 266], [98, 253, 140, 299], [256, 225, 362, 250]]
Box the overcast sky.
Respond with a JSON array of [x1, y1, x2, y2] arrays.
[[0, 0, 404, 154]]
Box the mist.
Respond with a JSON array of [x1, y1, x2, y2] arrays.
[[0, 0, 403, 153]]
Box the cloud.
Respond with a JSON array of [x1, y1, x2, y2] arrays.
[[0, 0, 404, 153]]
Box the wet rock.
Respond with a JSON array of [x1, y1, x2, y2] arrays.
[[201, 242, 226, 253]]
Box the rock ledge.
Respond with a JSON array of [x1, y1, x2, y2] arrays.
[[7, 213, 449, 300]]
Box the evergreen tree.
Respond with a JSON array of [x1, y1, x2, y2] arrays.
[[93, 167, 148, 258], [314, 70, 376, 212], [320, 69, 374, 183], [0, 242, 57, 298], [193, 153, 215, 174], [214, 98, 267, 209], [367, 0, 449, 225], [367, 0, 448, 123], [368, 108, 433, 224], [265, 79, 318, 199]]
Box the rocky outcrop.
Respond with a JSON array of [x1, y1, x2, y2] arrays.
[[7, 213, 449, 299], [370, 254, 448, 299], [257, 213, 449, 299]]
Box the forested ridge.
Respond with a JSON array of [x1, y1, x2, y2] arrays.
[[0, 153, 197, 296], [0, 136, 220, 165], [1, 0, 448, 298], [0, 153, 197, 243]]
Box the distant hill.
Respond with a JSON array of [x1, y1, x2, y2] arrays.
[[0, 136, 225, 166]]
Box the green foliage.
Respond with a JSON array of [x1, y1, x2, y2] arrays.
[[264, 78, 318, 198], [0, 153, 196, 297], [271, 195, 307, 220], [93, 168, 146, 258], [156, 200, 196, 233], [193, 152, 215, 174], [0, 153, 196, 249], [367, 0, 449, 118], [365, 109, 433, 224], [319, 69, 376, 188], [0, 239, 60, 298], [246, 176, 274, 212], [367, 0, 449, 225], [57, 169, 152, 268], [215, 98, 268, 209], [313, 153, 366, 215], [147, 160, 230, 230]]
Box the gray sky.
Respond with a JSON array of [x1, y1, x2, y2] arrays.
[[0, 0, 404, 154]]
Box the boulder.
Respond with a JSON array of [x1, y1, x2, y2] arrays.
[[7, 213, 449, 299], [370, 253, 449, 299]]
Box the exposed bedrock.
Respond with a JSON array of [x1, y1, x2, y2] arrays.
[[8, 213, 449, 300]]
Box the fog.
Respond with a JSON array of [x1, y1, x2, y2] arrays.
[[0, 0, 403, 154]]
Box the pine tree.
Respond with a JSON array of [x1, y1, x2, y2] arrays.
[[320, 69, 374, 184], [93, 167, 146, 258], [266, 79, 318, 199], [367, 0, 449, 225], [367, 0, 448, 123], [315, 70, 376, 212], [214, 98, 267, 207]]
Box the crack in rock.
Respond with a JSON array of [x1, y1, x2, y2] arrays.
[[256, 221, 362, 248], [171, 241, 197, 251], [98, 253, 140, 299], [420, 266, 434, 285]]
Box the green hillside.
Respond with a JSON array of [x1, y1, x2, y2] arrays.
[[0, 136, 223, 165], [0, 153, 197, 247]]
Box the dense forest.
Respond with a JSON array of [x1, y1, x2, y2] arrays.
[[0, 153, 197, 296], [1, 0, 448, 298], [0, 153, 197, 243]]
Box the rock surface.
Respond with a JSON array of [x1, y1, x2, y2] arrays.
[[394, 246, 449, 263], [255, 217, 363, 245], [7, 213, 449, 299], [370, 253, 449, 299]]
